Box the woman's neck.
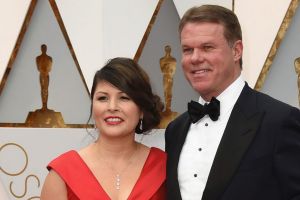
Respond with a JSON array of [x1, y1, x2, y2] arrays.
[[93, 136, 139, 159]]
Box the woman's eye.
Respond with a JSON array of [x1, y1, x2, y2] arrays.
[[120, 96, 130, 101], [97, 96, 107, 101]]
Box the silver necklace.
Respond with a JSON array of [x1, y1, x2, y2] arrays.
[[101, 144, 139, 190]]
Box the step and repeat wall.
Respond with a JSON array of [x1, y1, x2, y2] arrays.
[[0, 0, 299, 199]]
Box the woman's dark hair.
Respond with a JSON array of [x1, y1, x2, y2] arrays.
[[89, 57, 163, 134]]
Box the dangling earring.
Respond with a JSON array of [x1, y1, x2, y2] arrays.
[[139, 118, 143, 130]]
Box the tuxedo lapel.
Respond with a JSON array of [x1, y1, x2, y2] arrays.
[[202, 84, 265, 200], [166, 112, 191, 200], [173, 113, 192, 166]]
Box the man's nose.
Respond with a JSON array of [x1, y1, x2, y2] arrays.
[[191, 49, 204, 64]]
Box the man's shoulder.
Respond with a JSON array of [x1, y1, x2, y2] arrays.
[[240, 84, 297, 112], [167, 111, 189, 128], [255, 90, 297, 111], [174, 111, 189, 121]]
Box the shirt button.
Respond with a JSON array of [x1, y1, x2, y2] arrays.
[[198, 148, 202, 151], [194, 174, 197, 177], [205, 123, 208, 126]]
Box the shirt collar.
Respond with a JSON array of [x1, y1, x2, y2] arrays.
[[198, 75, 245, 118]]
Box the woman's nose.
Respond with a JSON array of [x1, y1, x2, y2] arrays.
[[108, 99, 119, 111]]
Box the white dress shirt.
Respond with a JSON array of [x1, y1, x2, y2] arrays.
[[178, 76, 245, 200]]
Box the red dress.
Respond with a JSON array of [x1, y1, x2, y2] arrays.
[[47, 147, 166, 200]]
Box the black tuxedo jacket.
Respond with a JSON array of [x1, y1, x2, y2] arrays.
[[165, 83, 300, 200]]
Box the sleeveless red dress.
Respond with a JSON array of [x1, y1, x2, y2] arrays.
[[47, 147, 166, 200]]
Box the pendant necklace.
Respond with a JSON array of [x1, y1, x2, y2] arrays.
[[101, 144, 139, 190]]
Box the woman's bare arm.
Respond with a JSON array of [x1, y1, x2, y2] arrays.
[[40, 170, 68, 200]]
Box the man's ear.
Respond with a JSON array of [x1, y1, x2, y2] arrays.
[[233, 40, 243, 62]]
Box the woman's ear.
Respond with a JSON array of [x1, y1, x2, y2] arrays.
[[140, 112, 144, 119]]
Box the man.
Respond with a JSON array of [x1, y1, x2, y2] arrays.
[[165, 5, 300, 200]]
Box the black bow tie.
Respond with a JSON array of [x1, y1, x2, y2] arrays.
[[188, 97, 220, 123]]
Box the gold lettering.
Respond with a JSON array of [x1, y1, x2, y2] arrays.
[[9, 174, 40, 199], [0, 143, 28, 176]]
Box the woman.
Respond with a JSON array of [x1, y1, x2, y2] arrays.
[[41, 57, 166, 200]]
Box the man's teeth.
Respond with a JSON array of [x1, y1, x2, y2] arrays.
[[195, 69, 208, 73]]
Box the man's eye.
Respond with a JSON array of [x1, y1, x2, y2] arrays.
[[203, 45, 213, 51], [183, 48, 192, 54]]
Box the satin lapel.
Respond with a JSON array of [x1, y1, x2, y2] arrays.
[[168, 112, 191, 199], [173, 113, 192, 167], [202, 84, 265, 200]]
